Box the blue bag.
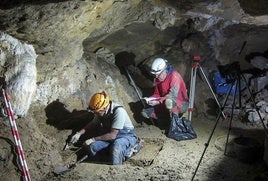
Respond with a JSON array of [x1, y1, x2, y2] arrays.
[[212, 71, 237, 95]]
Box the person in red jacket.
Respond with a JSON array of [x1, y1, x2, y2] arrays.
[[141, 58, 189, 127]]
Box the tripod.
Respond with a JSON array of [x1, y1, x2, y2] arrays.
[[188, 55, 226, 122], [191, 61, 268, 181]]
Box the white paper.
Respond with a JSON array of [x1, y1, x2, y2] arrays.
[[143, 97, 160, 103]]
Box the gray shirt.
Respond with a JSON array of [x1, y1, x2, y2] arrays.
[[92, 102, 134, 131]]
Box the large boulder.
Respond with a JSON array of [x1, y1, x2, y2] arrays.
[[0, 32, 37, 116]]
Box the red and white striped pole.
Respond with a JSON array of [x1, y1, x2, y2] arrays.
[[1, 88, 31, 181]]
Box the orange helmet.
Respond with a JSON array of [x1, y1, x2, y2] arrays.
[[88, 92, 110, 112]]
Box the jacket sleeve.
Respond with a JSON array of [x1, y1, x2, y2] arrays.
[[167, 72, 180, 100], [152, 83, 160, 98]]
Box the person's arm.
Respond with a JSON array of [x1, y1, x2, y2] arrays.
[[94, 107, 126, 141], [84, 128, 119, 145], [147, 82, 162, 106], [167, 72, 182, 101], [77, 116, 99, 135], [157, 71, 181, 102], [151, 82, 160, 98], [94, 128, 119, 141], [77, 121, 98, 135], [70, 116, 99, 143]]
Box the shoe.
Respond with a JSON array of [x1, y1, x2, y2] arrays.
[[129, 139, 143, 158], [182, 111, 189, 120], [141, 110, 149, 119]]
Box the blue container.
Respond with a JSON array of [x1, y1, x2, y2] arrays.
[[212, 71, 238, 95]]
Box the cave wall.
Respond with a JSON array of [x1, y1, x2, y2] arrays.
[[0, 0, 267, 117], [0, 0, 267, 180]]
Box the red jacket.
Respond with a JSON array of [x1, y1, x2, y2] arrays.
[[152, 69, 189, 113]]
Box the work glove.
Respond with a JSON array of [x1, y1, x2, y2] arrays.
[[84, 138, 96, 146], [70, 132, 81, 144]]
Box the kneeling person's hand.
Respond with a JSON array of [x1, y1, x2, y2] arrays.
[[70, 132, 81, 144], [84, 138, 96, 146], [148, 100, 159, 106]]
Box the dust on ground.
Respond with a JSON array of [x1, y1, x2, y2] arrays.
[[1, 106, 268, 181]]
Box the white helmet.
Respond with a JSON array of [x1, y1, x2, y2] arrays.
[[150, 58, 168, 74]]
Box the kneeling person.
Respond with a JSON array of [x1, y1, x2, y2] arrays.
[[70, 91, 141, 165]]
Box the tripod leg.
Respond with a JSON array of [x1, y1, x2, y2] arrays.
[[238, 73, 242, 108], [199, 66, 226, 119], [191, 80, 233, 181], [191, 112, 222, 181], [188, 66, 197, 121], [240, 74, 268, 135], [224, 80, 238, 155]]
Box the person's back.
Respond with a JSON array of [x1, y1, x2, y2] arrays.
[[97, 102, 134, 132]]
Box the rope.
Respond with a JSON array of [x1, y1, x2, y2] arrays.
[[1, 88, 31, 181]]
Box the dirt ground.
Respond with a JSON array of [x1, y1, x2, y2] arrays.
[[1, 103, 268, 181], [51, 115, 268, 181]]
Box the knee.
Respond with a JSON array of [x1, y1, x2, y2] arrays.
[[165, 98, 174, 110], [110, 142, 124, 165], [111, 141, 123, 154], [85, 144, 97, 156]]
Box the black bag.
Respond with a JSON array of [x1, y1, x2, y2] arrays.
[[167, 113, 197, 141]]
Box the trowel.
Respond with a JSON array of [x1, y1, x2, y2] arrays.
[[63, 141, 71, 151], [53, 155, 88, 175]]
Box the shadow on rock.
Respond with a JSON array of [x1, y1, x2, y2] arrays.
[[205, 98, 219, 116], [128, 101, 146, 125], [45, 99, 94, 131], [115, 51, 136, 72]]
